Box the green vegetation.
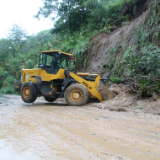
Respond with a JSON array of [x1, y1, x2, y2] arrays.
[[35, 0, 144, 70], [109, 2, 160, 96], [137, 106, 146, 110], [1, 0, 159, 97], [0, 25, 53, 93], [122, 44, 160, 94], [36, 0, 142, 34], [110, 76, 120, 83]]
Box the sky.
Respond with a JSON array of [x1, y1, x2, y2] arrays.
[[0, 0, 55, 38]]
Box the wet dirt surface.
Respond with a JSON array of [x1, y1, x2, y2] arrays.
[[0, 94, 160, 160]]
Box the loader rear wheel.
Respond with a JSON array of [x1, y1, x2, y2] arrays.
[[64, 84, 89, 106], [44, 96, 57, 102], [21, 82, 38, 103]]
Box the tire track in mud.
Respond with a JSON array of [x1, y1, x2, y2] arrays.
[[21, 104, 160, 160], [0, 95, 160, 160], [31, 108, 127, 160], [19, 106, 108, 160]]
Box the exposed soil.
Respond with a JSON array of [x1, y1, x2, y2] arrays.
[[0, 94, 160, 160], [92, 84, 160, 116], [86, 0, 151, 75]]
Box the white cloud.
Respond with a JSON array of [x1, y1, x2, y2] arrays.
[[0, 0, 55, 38]]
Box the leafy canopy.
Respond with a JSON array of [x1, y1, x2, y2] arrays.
[[0, 24, 53, 94]]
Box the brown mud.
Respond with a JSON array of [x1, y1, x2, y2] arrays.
[[0, 94, 160, 160], [94, 84, 160, 115]]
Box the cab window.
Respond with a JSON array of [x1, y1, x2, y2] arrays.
[[46, 54, 53, 66]]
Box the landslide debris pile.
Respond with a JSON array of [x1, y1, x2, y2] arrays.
[[91, 84, 160, 115]]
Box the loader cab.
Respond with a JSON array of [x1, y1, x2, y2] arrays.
[[38, 50, 74, 74]]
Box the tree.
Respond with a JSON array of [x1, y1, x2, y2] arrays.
[[7, 24, 27, 57], [0, 27, 53, 93], [35, 0, 104, 34], [0, 39, 12, 63]]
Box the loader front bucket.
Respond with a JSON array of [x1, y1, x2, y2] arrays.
[[101, 86, 108, 101], [97, 80, 108, 101], [100, 80, 117, 101]]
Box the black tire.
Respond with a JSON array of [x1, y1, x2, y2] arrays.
[[64, 83, 89, 106], [44, 96, 57, 102], [21, 82, 38, 103]]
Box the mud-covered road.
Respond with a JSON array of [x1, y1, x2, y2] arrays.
[[0, 94, 160, 160]]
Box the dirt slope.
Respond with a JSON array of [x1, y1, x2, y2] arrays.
[[86, 0, 151, 75]]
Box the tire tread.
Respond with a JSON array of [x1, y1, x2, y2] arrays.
[[21, 82, 38, 103], [64, 83, 89, 106]]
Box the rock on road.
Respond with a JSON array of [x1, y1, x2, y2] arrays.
[[0, 94, 160, 160]]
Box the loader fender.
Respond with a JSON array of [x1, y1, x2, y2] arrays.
[[63, 80, 76, 90], [31, 76, 42, 84]]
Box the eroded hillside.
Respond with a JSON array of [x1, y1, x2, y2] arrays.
[[86, 0, 159, 80]]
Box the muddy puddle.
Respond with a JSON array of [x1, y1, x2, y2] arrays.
[[0, 94, 160, 160]]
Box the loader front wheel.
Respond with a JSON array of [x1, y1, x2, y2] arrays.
[[64, 84, 89, 106], [21, 82, 38, 103], [44, 96, 57, 102]]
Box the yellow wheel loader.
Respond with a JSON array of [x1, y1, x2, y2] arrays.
[[14, 50, 107, 106]]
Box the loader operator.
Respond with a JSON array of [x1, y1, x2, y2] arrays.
[[50, 61, 57, 74]]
